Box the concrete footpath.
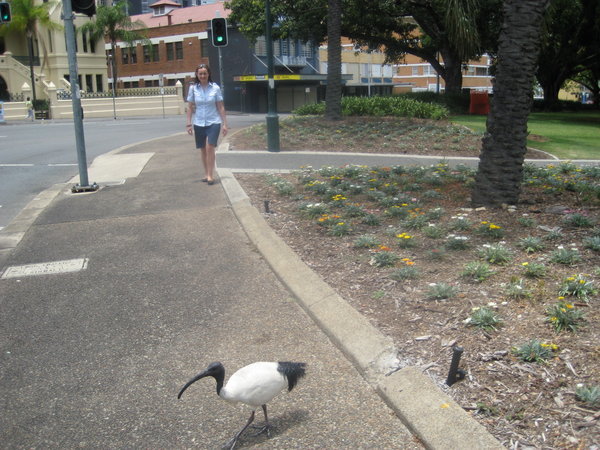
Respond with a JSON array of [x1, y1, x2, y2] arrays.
[[0, 132, 519, 448]]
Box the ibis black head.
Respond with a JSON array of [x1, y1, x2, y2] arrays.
[[177, 362, 225, 399]]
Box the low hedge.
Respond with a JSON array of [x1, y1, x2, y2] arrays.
[[293, 95, 449, 120]]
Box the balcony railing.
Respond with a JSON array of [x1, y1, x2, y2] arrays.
[[279, 55, 307, 66], [12, 55, 41, 66]]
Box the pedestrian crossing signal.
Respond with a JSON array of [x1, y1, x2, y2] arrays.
[[211, 17, 228, 47], [0, 2, 11, 23]]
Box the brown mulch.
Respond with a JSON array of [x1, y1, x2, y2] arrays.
[[229, 117, 599, 449]]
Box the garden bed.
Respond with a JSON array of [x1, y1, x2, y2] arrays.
[[230, 118, 599, 448]]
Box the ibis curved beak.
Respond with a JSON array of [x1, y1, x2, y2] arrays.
[[177, 370, 209, 399]]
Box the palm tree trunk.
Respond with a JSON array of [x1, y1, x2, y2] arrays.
[[471, 0, 550, 207], [27, 34, 37, 103], [325, 0, 342, 121]]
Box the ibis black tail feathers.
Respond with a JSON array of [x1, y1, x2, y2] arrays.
[[277, 362, 307, 392]]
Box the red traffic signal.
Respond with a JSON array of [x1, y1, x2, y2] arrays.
[[71, 0, 96, 17], [0, 2, 11, 23], [211, 17, 228, 47]]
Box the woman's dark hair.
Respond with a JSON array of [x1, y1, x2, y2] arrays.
[[194, 64, 214, 84]]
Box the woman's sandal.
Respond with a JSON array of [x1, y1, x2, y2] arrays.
[[201, 178, 208, 182]]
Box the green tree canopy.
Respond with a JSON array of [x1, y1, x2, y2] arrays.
[[226, 0, 504, 94], [0, 0, 62, 101], [536, 0, 600, 108], [79, 0, 150, 85]]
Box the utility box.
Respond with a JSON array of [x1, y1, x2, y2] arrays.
[[469, 90, 490, 115]]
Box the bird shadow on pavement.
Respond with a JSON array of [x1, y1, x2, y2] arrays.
[[234, 409, 310, 448]]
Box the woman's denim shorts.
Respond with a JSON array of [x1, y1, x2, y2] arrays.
[[193, 123, 221, 148]]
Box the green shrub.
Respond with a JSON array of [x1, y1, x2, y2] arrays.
[[292, 96, 449, 120]]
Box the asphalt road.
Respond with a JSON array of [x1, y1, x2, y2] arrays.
[[0, 114, 264, 230]]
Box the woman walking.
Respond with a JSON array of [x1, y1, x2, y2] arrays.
[[186, 64, 228, 185]]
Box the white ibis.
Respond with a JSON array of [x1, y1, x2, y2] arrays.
[[178, 361, 306, 449]]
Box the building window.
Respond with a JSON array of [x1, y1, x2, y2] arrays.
[[475, 67, 488, 76], [130, 47, 137, 64], [201, 39, 209, 57], [412, 66, 420, 76], [85, 74, 93, 92], [122, 47, 129, 64], [300, 42, 312, 58], [144, 46, 151, 62], [89, 33, 96, 53], [96, 74, 103, 92], [254, 36, 266, 56], [82, 32, 88, 52], [166, 42, 174, 61], [175, 41, 183, 59], [152, 44, 159, 62]]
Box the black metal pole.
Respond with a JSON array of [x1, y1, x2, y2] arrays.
[[265, 0, 280, 152], [446, 346, 466, 386]]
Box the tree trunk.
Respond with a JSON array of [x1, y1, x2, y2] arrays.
[[27, 34, 37, 103], [472, 0, 550, 207], [541, 81, 562, 110], [325, 0, 342, 121], [440, 50, 464, 94]]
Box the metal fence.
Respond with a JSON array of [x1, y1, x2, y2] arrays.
[[56, 86, 179, 100]]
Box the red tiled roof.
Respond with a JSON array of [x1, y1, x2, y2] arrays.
[[132, 2, 230, 27]]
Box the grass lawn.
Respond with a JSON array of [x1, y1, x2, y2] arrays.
[[452, 111, 600, 160]]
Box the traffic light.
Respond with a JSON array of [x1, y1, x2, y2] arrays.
[[0, 2, 11, 23], [71, 0, 96, 17], [211, 17, 228, 47]]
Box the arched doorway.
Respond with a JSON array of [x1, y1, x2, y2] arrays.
[[0, 75, 9, 101]]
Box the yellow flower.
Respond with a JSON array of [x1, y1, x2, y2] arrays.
[[522, 262, 529, 266]]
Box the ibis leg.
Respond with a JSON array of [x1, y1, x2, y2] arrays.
[[223, 410, 255, 450], [250, 404, 272, 438]]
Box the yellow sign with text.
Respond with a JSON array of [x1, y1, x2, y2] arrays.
[[237, 74, 302, 82]]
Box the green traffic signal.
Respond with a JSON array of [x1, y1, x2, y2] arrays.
[[211, 17, 228, 47], [0, 2, 11, 23]]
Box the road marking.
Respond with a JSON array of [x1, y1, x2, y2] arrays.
[[1, 258, 89, 279], [0, 164, 34, 167], [0, 163, 77, 167]]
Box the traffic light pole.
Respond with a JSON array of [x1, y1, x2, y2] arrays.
[[265, 0, 280, 152], [63, 0, 97, 192], [218, 47, 224, 100]]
